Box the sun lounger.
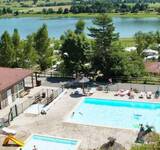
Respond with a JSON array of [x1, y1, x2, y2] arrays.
[[88, 87, 96, 95], [114, 89, 124, 96], [2, 127, 16, 135], [73, 88, 83, 95], [139, 92, 145, 99], [129, 92, 135, 99], [146, 91, 152, 99], [119, 90, 129, 96]]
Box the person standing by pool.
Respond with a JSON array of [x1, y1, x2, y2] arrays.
[[139, 124, 144, 132], [32, 145, 38, 150], [72, 112, 75, 117]]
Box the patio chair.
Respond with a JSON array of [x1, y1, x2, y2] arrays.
[[114, 89, 124, 96], [155, 90, 160, 99], [139, 92, 145, 99], [2, 127, 24, 147], [146, 91, 152, 99], [73, 88, 83, 95], [88, 87, 96, 95], [2, 127, 16, 135], [119, 90, 129, 96]]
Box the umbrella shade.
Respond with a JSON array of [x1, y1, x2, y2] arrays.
[[99, 137, 126, 150], [79, 77, 89, 83], [99, 142, 126, 150]]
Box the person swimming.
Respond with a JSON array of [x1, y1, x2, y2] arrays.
[[79, 112, 83, 115], [72, 112, 75, 117]]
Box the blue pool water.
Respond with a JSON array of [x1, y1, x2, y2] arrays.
[[22, 135, 78, 150], [68, 98, 160, 131]]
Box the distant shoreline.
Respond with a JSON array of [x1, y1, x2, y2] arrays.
[[1, 12, 160, 19]]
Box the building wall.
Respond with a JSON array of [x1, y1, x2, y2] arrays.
[[0, 80, 25, 109]]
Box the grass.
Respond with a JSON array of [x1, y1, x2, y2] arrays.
[[16, 5, 71, 13], [2, 12, 160, 19], [120, 38, 135, 47], [149, 2, 160, 8], [1, 12, 160, 20]]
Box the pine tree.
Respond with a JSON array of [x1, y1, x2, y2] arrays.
[[21, 35, 37, 68], [34, 24, 52, 71], [75, 19, 85, 34], [88, 14, 119, 77], [0, 31, 14, 67], [12, 28, 21, 67]]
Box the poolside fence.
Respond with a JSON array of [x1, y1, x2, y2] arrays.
[[0, 87, 64, 127]]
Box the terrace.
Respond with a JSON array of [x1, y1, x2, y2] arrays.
[[0, 85, 159, 150]]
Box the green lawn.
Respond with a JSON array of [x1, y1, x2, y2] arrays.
[[119, 38, 135, 47], [149, 2, 160, 8]]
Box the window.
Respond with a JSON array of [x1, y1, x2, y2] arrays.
[[15, 81, 24, 98], [0, 98, 8, 109]]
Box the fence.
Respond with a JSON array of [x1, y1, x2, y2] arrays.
[[35, 71, 160, 85], [0, 87, 64, 127]]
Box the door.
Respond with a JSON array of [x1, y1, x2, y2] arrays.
[[7, 89, 13, 106]]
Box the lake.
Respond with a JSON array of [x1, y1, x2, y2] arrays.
[[1, 17, 160, 39]]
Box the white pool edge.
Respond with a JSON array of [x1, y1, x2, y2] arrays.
[[17, 133, 81, 150], [24, 89, 67, 115], [63, 97, 85, 122], [64, 97, 160, 133]]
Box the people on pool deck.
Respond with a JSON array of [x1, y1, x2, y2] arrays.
[[144, 125, 153, 134], [128, 88, 135, 99], [72, 112, 75, 117], [33, 145, 38, 150], [135, 124, 153, 143], [139, 124, 144, 132]]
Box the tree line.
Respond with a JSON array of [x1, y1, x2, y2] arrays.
[[2, 0, 160, 17], [1, 14, 157, 79], [0, 25, 52, 71], [38, 2, 149, 15], [135, 31, 160, 57], [70, 1, 149, 14], [0, 7, 19, 16], [59, 14, 145, 79]]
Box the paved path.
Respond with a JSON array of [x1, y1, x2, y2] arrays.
[[42, 77, 159, 92], [0, 90, 138, 150]]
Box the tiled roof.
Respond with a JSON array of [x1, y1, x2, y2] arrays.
[[0, 67, 32, 92], [145, 62, 160, 74]]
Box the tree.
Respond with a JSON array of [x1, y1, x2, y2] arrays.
[[22, 35, 37, 68], [88, 14, 119, 77], [63, 8, 69, 14], [106, 49, 145, 78], [34, 24, 52, 71], [47, 8, 55, 14], [135, 31, 155, 55], [60, 30, 91, 75], [0, 31, 14, 67], [154, 31, 160, 44], [156, 7, 160, 14], [42, 8, 47, 14], [57, 7, 63, 14], [75, 19, 85, 34], [12, 28, 21, 67], [2, 7, 7, 14], [33, 0, 38, 5], [131, 132, 160, 150], [14, 10, 19, 16]]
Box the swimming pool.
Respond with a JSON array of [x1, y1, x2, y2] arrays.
[[21, 135, 79, 150], [67, 98, 160, 131]]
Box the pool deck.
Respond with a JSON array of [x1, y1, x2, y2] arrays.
[[0, 89, 160, 150]]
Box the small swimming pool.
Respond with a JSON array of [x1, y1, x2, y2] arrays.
[[21, 135, 79, 150], [67, 98, 160, 131]]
